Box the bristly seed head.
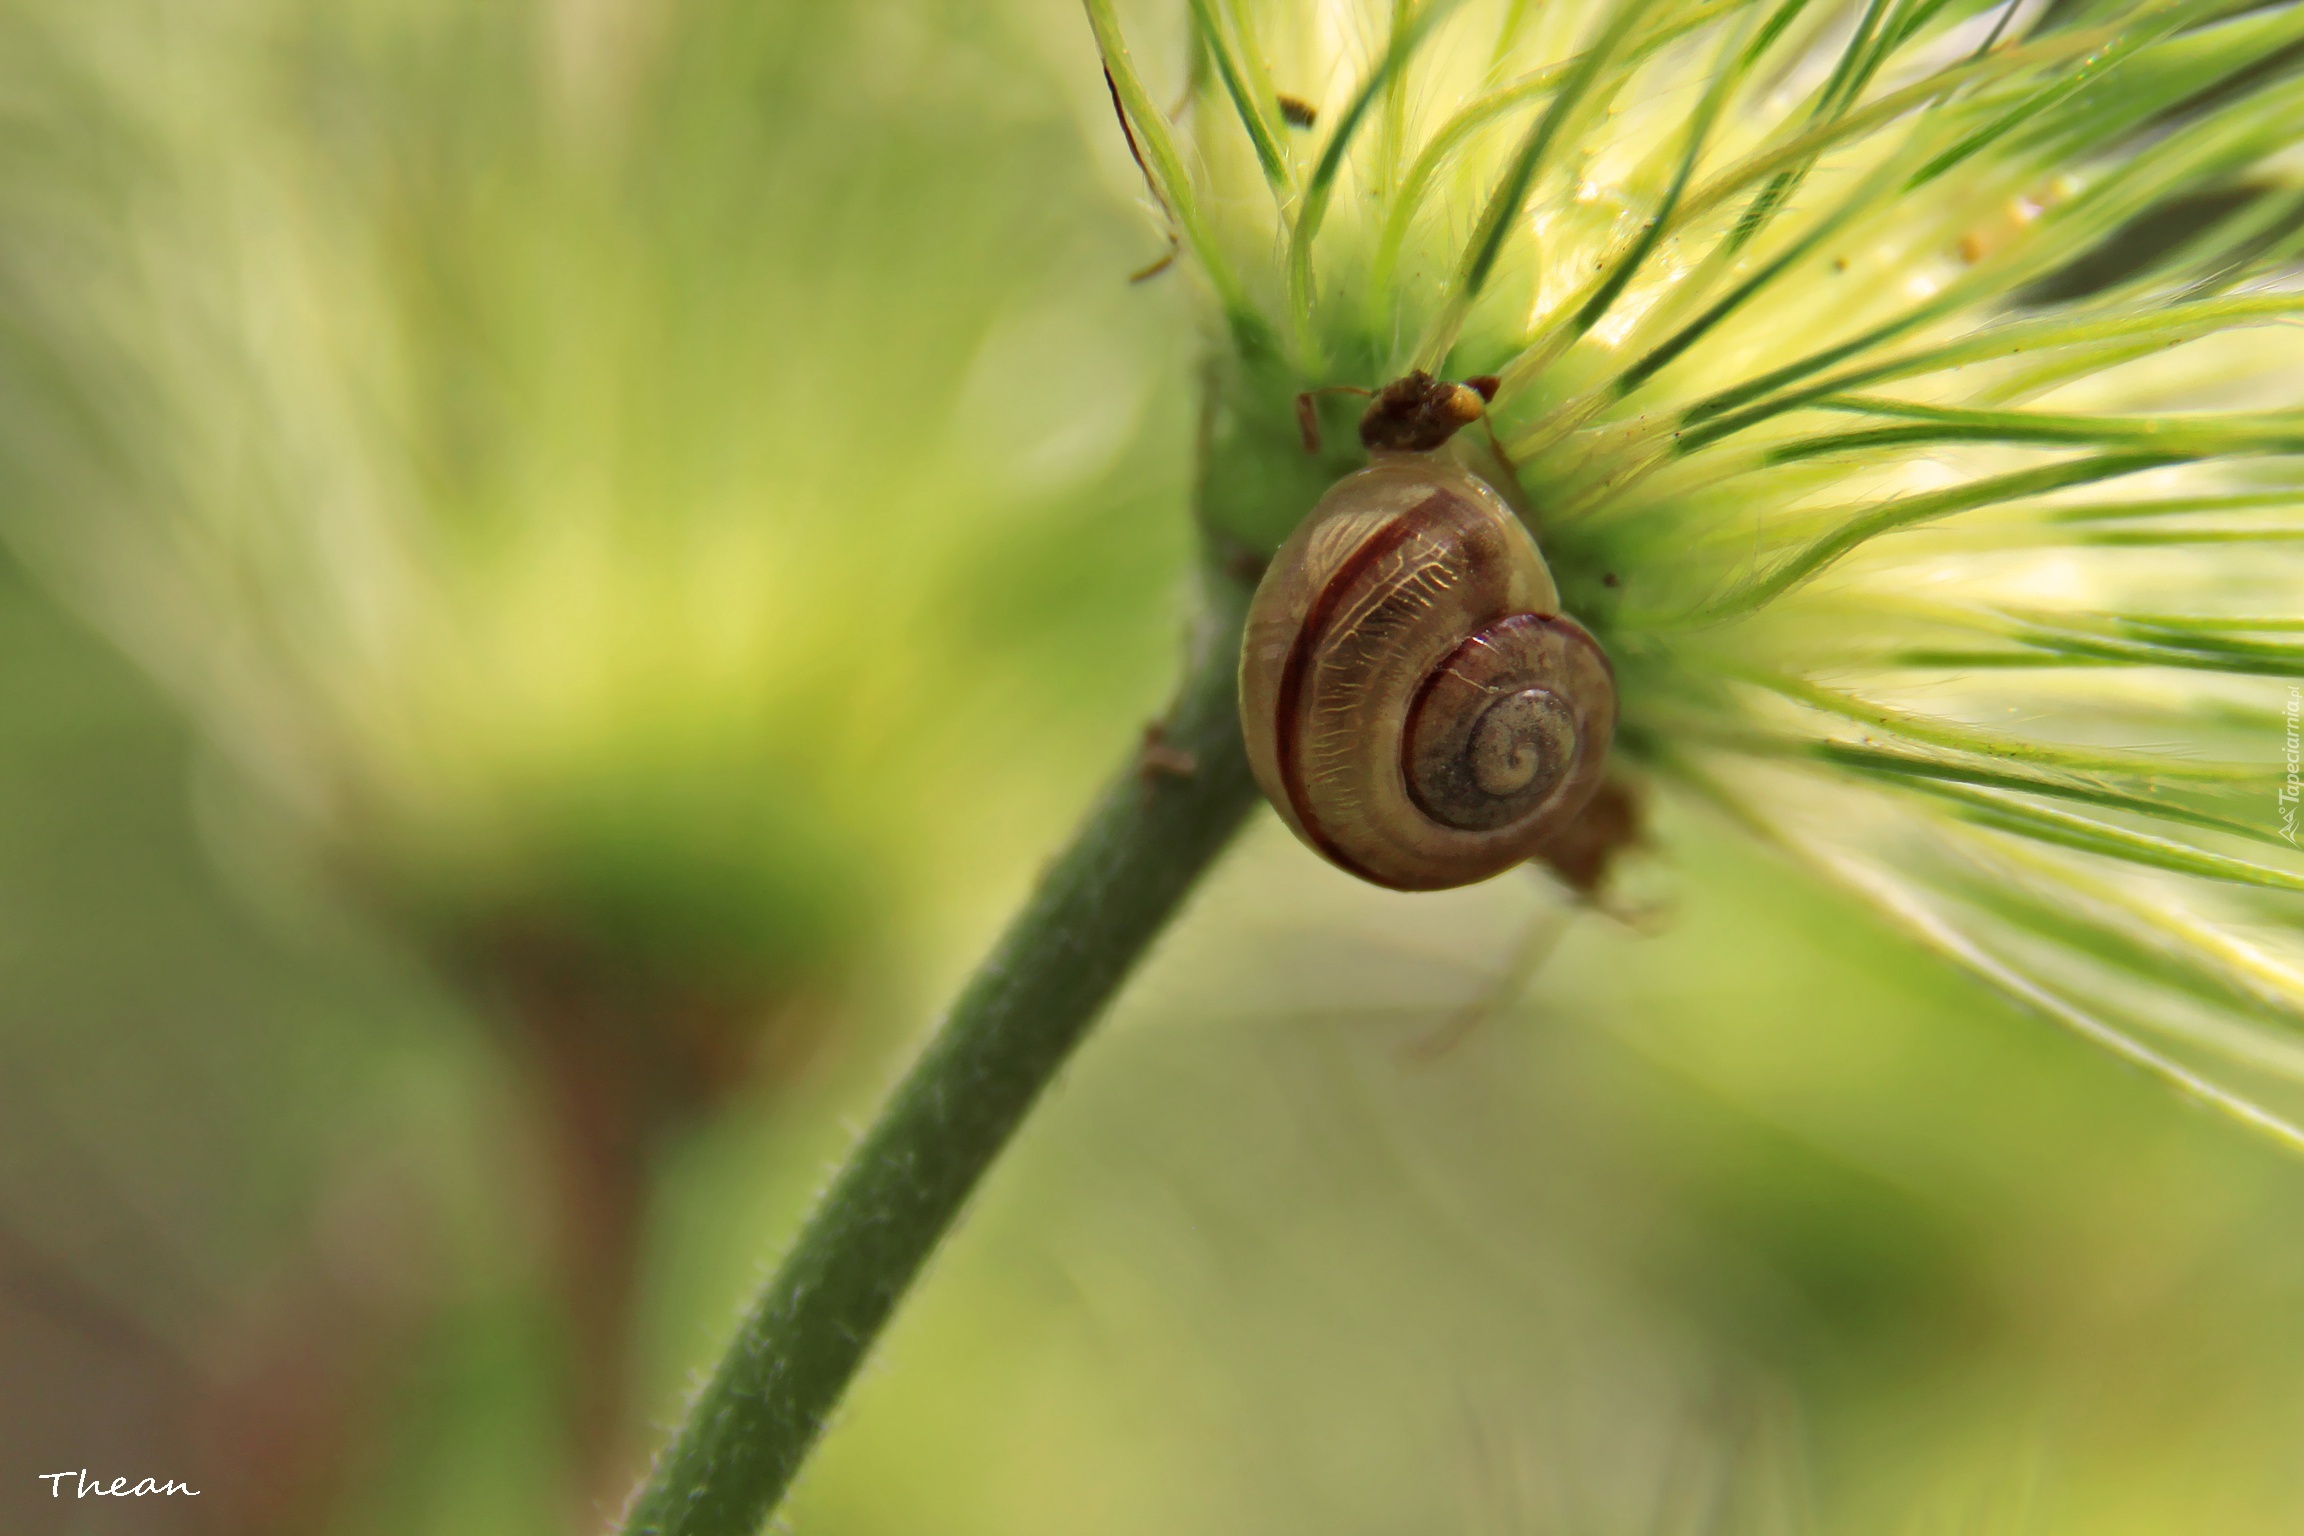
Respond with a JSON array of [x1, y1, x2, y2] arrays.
[[1089, 0, 2304, 1149]]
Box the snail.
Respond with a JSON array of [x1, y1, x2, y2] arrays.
[[1238, 372, 1617, 892]]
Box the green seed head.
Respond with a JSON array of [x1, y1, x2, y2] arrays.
[[1095, 0, 2304, 1145]]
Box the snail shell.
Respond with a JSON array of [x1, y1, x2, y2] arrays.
[[1238, 456, 1615, 891]]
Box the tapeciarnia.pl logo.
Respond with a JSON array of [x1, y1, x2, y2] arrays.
[[2280, 686, 2301, 848]]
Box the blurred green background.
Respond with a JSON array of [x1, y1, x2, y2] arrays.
[[3, 1, 2303, 1533]]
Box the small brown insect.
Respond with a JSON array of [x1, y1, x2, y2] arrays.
[[1277, 93, 1318, 128], [1294, 369, 1503, 456]]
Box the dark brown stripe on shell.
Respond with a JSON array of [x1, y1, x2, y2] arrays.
[[1270, 489, 1460, 883]]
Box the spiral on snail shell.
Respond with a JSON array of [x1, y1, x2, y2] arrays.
[[1239, 380, 1615, 892]]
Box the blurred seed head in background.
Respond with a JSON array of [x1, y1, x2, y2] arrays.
[[0, 0, 1193, 1522]]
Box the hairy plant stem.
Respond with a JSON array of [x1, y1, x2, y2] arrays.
[[615, 559, 1261, 1536]]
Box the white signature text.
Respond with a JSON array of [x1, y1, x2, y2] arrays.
[[38, 1469, 200, 1499]]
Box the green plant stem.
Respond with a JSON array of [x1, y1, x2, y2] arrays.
[[615, 562, 1261, 1536]]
